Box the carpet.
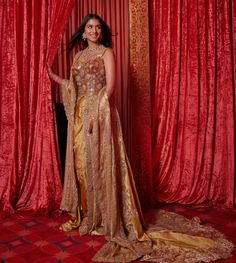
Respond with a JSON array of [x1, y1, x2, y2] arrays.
[[0, 205, 235, 263]]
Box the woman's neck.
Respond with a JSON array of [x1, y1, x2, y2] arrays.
[[87, 41, 101, 50]]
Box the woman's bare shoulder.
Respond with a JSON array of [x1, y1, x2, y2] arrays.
[[102, 47, 114, 58]]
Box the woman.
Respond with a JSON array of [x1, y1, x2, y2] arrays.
[[48, 14, 234, 262]]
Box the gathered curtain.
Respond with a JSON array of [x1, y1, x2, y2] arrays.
[[150, 0, 236, 207], [0, 0, 75, 213]]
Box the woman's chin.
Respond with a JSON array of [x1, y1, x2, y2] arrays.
[[88, 38, 100, 44]]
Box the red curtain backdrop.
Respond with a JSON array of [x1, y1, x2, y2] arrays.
[[1, 0, 235, 213], [0, 0, 74, 213], [150, 0, 236, 207]]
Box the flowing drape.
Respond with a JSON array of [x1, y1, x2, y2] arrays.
[[0, 0, 74, 213], [150, 0, 236, 207]]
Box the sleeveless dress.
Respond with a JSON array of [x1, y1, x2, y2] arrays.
[[59, 45, 234, 262]]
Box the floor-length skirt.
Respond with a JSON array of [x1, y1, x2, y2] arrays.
[[69, 88, 234, 262]]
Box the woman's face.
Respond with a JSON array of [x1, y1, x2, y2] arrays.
[[83, 18, 102, 44]]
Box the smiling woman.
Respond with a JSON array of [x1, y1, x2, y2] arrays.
[[83, 20, 102, 43], [68, 14, 113, 51], [46, 13, 234, 263]]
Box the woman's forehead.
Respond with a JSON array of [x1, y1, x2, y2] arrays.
[[86, 18, 101, 26]]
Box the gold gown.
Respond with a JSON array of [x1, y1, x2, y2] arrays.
[[59, 45, 234, 262]]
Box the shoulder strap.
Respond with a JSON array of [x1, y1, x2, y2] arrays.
[[101, 47, 109, 57]]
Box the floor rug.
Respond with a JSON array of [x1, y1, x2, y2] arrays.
[[0, 205, 235, 263]]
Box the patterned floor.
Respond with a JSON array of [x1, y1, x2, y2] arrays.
[[0, 205, 235, 263]]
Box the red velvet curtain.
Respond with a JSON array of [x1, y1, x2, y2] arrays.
[[150, 0, 236, 207], [0, 0, 74, 213]]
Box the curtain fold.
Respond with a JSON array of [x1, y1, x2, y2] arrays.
[[0, 0, 75, 213], [150, 0, 236, 207]]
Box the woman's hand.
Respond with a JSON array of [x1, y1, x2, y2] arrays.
[[46, 63, 53, 76], [46, 63, 63, 85]]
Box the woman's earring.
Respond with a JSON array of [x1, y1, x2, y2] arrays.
[[82, 34, 87, 41]]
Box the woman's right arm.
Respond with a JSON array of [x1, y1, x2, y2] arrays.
[[47, 63, 64, 85]]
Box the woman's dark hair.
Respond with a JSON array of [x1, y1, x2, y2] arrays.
[[69, 14, 112, 51]]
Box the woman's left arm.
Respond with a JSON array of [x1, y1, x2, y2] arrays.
[[103, 48, 116, 99]]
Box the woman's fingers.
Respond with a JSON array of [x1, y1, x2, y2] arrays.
[[46, 63, 52, 75]]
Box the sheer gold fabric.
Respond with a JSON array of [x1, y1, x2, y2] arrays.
[[59, 46, 234, 262]]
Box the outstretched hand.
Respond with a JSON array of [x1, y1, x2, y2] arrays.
[[46, 62, 63, 85], [46, 63, 53, 77]]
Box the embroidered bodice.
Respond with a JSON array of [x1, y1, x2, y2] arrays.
[[71, 47, 107, 97]]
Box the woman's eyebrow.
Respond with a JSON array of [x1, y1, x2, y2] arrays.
[[87, 23, 101, 27]]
